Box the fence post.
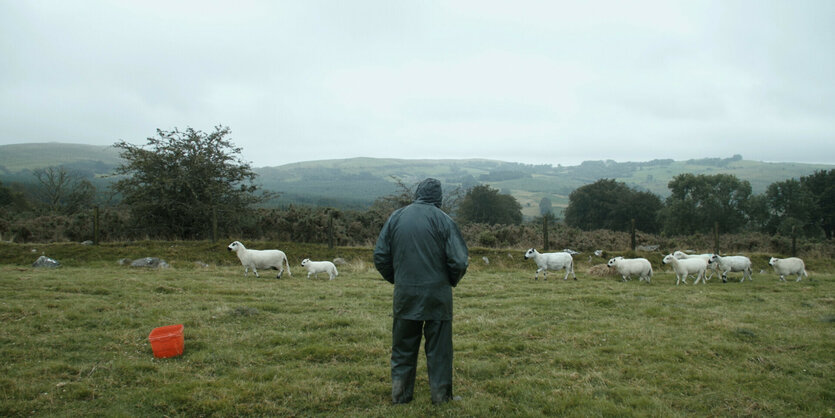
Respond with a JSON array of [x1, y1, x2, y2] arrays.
[[93, 205, 99, 245], [630, 218, 636, 251], [543, 214, 549, 252], [714, 222, 720, 254]]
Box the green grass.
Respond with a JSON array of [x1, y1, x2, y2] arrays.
[[1, 243, 833, 416]]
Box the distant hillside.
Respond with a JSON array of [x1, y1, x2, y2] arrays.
[[0, 142, 121, 174], [2, 143, 833, 219], [254, 158, 521, 209], [255, 154, 834, 218]]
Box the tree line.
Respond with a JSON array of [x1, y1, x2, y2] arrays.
[[1, 126, 833, 250], [563, 172, 835, 240]]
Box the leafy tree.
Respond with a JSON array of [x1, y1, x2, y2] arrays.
[[457, 184, 522, 225], [745, 194, 770, 232], [32, 166, 94, 215], [0, 180, 30, 212], [765, 178, 817, 237], [800, 169, 835, 239], [0, 181, 31, 239], [564, 179, 662, 233], [112, 126, 268, 239], [625, 190, 664, 233], [659, 173, 752, 235]]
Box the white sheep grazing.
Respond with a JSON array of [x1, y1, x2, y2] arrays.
[[606, 257, 653, 283], [768, 257, 808, 282], [524, 248, 576, 281], [673, 251, 717, 281], [663, 254, 708, 285], [301, 258, 339, 280], [709, 254, 753, 282], [227, 241, 291, 279]]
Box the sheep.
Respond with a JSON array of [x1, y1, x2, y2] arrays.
[[709, 254, 753, 282], [673, 250, 718, 281], [606, 256, 653, 283], [524, 248, 576, 281], [768, 257, 808, 282], [663, 254, 708, 285], [301, 258, 339, 280], [227, 240, 291, 279]]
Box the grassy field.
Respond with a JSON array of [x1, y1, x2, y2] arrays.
[[1, 242, 833, 416]]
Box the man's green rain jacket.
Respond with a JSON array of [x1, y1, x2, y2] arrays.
[[373, 178, 469, 320]]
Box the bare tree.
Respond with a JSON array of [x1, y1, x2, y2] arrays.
[[32, 166, 95, 214]]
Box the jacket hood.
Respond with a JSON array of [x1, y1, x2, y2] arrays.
[[414, 178, 442, 208]]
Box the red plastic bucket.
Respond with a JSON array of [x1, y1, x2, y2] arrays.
[[149, 324, 184, 358]]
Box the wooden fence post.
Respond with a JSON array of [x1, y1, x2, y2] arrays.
[[630, 218, 636, 251], [543, 214, 549, 252], [714, 222, 720, 255]]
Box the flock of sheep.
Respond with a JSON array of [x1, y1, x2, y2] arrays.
[[226, 240, 338, 280], [224, 240, 809, 285], [524, 248, 809, 284]]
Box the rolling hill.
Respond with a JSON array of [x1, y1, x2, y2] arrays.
[[1, 143, 833, 219], [0, 143, 122, 174]]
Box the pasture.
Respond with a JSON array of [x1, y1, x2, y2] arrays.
[[1, 242, 833, 416]]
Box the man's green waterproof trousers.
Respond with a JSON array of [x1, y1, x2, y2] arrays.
[[391, 319, 453, 404]]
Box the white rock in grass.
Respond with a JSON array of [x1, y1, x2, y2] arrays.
[[32, 255, 60, 268]]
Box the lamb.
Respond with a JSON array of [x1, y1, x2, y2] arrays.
[[606, 256, 653, 283], [663, 254, 708, 285], [709, 254, 753, 282], [227, 241, 291, 279], [301, 258, 339, 280], [673, 251, 718, 280], [768, 257, 808, 282], [524, 248, 576, 281]]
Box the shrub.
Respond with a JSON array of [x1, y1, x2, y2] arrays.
[[3, 205, 834, 259], [478, 232, 497, 247]]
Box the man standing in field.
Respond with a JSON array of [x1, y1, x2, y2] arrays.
[[373, 178, 469, 405]]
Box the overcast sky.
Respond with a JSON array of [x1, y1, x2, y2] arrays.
[[1, 1, 833, 168]]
